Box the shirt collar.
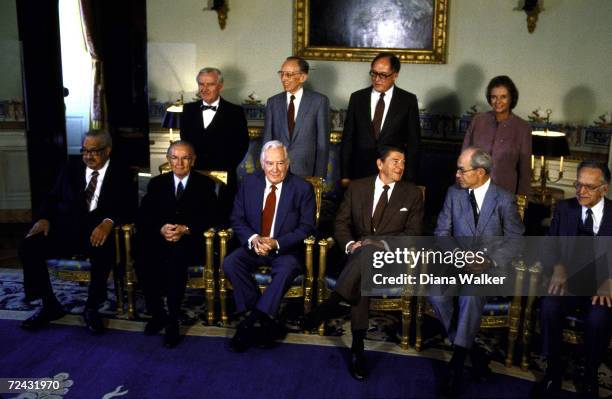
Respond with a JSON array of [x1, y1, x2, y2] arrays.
[[265, 177, 283, 191], [287, 87, 303, 101], [174, 173, 190, 188], [372, 85, 395, 97], [583, 197, 605, 215], [202, 97, 220, 108], [470, 177, 491, 197], [375, 175, 396, 191], [86, 158, 110, 178]]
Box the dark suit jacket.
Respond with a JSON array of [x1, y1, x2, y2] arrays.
[[341, 86, 421, 181], [138, 171, 218, 265], [180, 98, 249, 182], [543, 198, 612, 284], [263, 89, 330, 177], [230, 172, 316, 256], [36, 157, 136, 253], [334, 176, 424, 251]]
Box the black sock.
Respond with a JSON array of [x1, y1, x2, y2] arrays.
[[450, 345, 468, 370], [351, 329, 366, 353]]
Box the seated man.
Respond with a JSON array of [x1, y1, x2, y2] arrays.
[[303, 146, 424, 380], [531, 161, 612, 399], [20, 130, 136, 333], [137, 141, 218, 348], [430, 147, 524, 398], [223, 140, 315, 352]]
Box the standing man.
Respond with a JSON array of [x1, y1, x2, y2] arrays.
[[20, 130, 136, 333], [137, 141, 218, 348], [341, 52, 421, 184], [304, 147, 424, 380], [430, 147, 524, 397], [181, 67, 249, 225], [223, 140, 316, 352], [531, 161, 612, 399], [263, 56, 330, 178]]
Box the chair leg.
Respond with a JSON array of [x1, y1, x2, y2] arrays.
[[122, 225, 136, 320], [218, 230, 230, 326], [415, 296, 425, 351], [506, 296, 523, 367], [401, 296, 412, 350], [521, 263, 541, 371], [113, 271, 125, 316], [204, 230, 215, 325]]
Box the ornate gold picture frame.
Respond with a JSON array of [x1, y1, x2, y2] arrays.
[[293, 0, 449, 64]]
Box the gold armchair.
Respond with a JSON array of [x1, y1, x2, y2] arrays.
[[47, 226, 129, 317], [217, 176, 324, 326], [316, 186, 426, 349], [414, 194, 530, 368]]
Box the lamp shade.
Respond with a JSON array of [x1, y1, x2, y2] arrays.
[[532, 130, 570, 157], [162, 110, 181, 129]]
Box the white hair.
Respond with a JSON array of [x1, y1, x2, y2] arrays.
[[260, 140, 289, 164]]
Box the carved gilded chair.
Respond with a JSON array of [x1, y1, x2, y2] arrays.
[[316, 185, 426, 349], [217, 176, 324, 326], [414, 194, 529, 368], [47, 226, 129, 317], [153, 166, 225, 325]]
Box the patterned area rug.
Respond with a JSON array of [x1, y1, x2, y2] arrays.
[[1, 267, 610, 397]]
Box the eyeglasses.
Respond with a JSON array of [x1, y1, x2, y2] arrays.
[[168, 156, 193, 163], [277, 71, 303, 78], [369, 71, 394, 80], [456, 168, 477, 175], [574, 182, 605, 192], [80, 147, 106, 156]]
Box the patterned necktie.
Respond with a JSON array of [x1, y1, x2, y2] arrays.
[[85, 171, 99, 210], [372, 92, 385, 139], [261, 185, 277, 237], [287, 95, 296, 138], [176, 181, 185, 200], [469, 189, 479, 226], [371, 185, 390, 233], [584, 208, 594, 235]]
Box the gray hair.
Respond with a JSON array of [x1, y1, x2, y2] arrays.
[[465, 146, 493, 175], [166, 140, 195, 157], [83, 130, 112, 148], [260, 140, 289, 164], [196, 67, 224, 84]]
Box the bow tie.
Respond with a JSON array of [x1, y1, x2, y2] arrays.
[[201, 104, 217, 111]]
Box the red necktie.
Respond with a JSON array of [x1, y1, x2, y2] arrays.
[[372, 92, 385, 139], [261, 185, 277, 237], [287, 95, 296, 138]]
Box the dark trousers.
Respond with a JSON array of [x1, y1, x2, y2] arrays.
[[20, 232, 113, 310], [540, 296, 612, 374], [222, 247, 301, 317], [139, 243, 192, 323]]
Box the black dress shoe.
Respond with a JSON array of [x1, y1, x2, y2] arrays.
[[228, 324, 254, 353], [144, 317, 168, 336], [301, 310, 322, 332], [581, 376, 599, 399], [21, 306, 66, 330], [438, 367, 462, 399], [163, 322, 180, 348], [470, 345, 492, 382], [258, 322, 286, 348], [529, 375, 561, 399], [83, 309, 104, 334], [349, 351, 366, 381]]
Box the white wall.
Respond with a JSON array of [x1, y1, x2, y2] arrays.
[[147, 0, 612, 124], [0, 0, 22, 101]]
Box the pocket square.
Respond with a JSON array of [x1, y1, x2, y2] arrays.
[[400, 208, 408, 212]]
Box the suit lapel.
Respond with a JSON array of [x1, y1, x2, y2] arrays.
[[251, 173, 267, 231], [361, 177, 376, 233], [476, 184, 497, 235], [273, 175, 293, 236], [292, 90, 311, 143], [599, 199, 612, 235]]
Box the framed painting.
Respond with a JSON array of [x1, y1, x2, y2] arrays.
[[293, 0, 449, 64]]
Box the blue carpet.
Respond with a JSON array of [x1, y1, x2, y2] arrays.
[[0, 319, 582, 399]]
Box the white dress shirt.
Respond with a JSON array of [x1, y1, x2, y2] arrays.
[[469, 177, 491, 214], [582, 197, 604, 235], [173, 173, 190, 195], [201, 98, 220, 129], [287, 87, 304, 122], [85, 159, 110, 212], [370, 85, 395, 131]]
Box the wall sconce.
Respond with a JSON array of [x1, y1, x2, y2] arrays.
[[204, 0, 228, 30], [517, 0, 542, 33], [531, 129, 570, 201]]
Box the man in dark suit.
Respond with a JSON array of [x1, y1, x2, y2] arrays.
[[137, 141, 218, 348], [263, 56, 330, 177], [223, 140, 316, 352], [531, 161, 612, 399], [431, 147, 524, 397], [341, 52, 421, 184], [180, 67, 249, 225], [304, 146, 424, 380], [20, 130, 136, 333]]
